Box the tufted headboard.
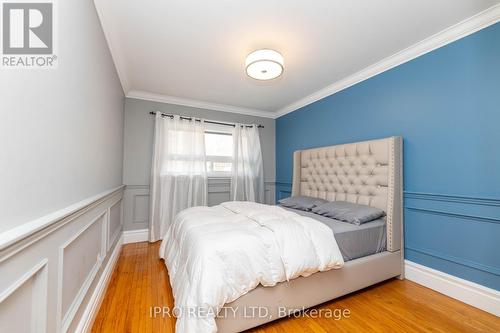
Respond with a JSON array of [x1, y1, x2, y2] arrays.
[[291, 137, 403, 251]]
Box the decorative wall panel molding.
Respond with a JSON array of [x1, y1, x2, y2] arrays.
[[57, 212, 106, 333], [107, 199, 123, 252], [73, 235, 123, 333], [0, 186, 125, 262], [0, 186, 124, 333], [404, 191, 500, 290], [275, 181, 292, 201], [0, 259, 48, 333], [132, 195, 149, 224], [123, 186, 150, 231], [123, 180, 276, 231]]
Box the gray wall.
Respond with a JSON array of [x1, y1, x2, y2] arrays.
[[0, 1, 125, 333], [122, 97, 276, 230], [0, 0, 124, 232]]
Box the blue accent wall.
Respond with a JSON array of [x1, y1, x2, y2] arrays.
[[276, 23, 500, 290]]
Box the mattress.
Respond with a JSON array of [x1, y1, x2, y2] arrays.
[[282, 207, 386, 261]]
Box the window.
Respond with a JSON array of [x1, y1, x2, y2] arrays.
[[205, 130, 233, 176]]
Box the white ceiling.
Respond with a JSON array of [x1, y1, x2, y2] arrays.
[[94, 0, 500, 117]]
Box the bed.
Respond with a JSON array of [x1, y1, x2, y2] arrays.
[[214, 136, 403, 332], [160, 136, 403, 333], [283, 207, 387, 261]]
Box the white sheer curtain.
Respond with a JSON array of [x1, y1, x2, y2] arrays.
[[149, 114, 208, 242], [231, 125, 264, 203]]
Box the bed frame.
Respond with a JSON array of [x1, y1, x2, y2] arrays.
[[215, 136, 404, 333]]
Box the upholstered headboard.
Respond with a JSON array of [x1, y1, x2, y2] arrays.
[[291, 137, 403, 251]]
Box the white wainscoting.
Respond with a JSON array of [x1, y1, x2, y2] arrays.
[[123, 185, 150, 232], [0, 186, 125, 333], [0, 259, 48, 333], [123, 180, 276, 231], [57, 212, 106, 333], [107, 199, 122, 252]]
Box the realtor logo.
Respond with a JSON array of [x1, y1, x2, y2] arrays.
[[1, 0, 57, 68]]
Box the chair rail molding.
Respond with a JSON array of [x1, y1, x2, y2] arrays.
[[404, 191, 500, 292], [123, 180, 276, 233], [0, 185, 125, 333], [0, 185, 125, 261]]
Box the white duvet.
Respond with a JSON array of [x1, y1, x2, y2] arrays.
[[159, 201, 344, 333]]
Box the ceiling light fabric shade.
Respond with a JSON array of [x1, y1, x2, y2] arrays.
[[245, 49, 284, 80]]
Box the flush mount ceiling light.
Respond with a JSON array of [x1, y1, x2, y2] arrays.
[[245, 49, 284, 80]]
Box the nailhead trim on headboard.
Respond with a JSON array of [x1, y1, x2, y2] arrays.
[[292, 136, 402, 252], [386, 137, 395, 251]]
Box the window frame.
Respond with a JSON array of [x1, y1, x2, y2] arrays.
[[204, 127, 234, 178]]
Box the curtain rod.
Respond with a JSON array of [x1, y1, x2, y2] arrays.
[[149, 111, 264, 129]]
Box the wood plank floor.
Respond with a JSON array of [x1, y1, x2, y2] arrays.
[[92, 242, 500, 333]]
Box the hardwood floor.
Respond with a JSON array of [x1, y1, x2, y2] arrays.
[[92, 242, 500, 333]]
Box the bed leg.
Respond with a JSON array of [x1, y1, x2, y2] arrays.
[[398, 258, 405, 280]]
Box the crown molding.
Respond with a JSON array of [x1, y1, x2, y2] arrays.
[[275, 4, 500, 118], [126, 90, 275, 119], [100, 2, 500, 119]]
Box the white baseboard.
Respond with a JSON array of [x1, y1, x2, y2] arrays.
[[123, 228, 149, 244], [405, 260, 500, 316], [75, 234, 123, 333]]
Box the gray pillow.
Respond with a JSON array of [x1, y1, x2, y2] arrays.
[[278, 196, 328, 211], [311, 201, 385, 225]]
